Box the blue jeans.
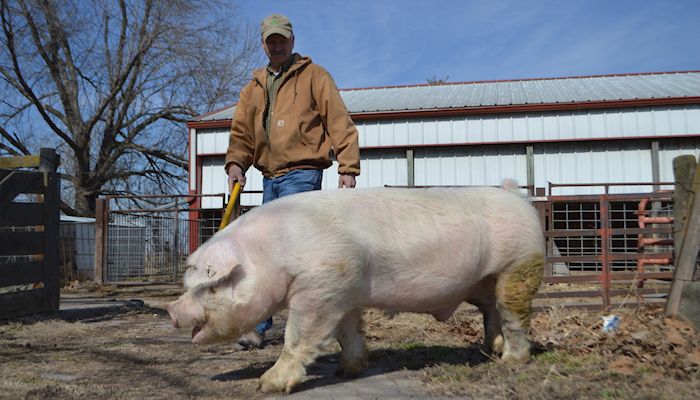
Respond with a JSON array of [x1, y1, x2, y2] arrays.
[[254, 169, 323, 335]]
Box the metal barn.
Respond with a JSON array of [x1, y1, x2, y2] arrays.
[[187, 71, 700, 212]]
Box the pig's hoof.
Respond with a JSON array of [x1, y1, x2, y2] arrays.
[[257, 375, 287, 394], [336, 356, 367, 378], [335, 367, 362, 379], [500, 347, 531, 364], [491, 334, 504, 354], [258, 368, 301, 394]]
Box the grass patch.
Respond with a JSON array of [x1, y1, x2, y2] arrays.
[[395, 341, 426, 351], [534, 350, 603, 369]]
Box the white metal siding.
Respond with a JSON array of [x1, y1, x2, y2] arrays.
[[309, 150, 408, 196], [201, 151, 407, 207], [190, 106, 695, 149], [535, 142, 654, 194], [354, 149, 407, 188], [198, 139, 700, 207], [193, 104, 700, 207], [196, 129, 229, 154], [414, 145, 527, 186], [189, 128, 197, 191], [356, 105, 700, 147], [239, 168, 265, 206], [659, 137, 700, 188], [200, 157, 226, 209], [200, 157, 264, 208]]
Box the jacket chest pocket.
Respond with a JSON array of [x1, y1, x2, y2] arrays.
[[269, 115, 302, 145]]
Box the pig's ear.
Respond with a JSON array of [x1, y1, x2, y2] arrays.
[[184, 239, 241, 289], [184, 263, 242, 290]]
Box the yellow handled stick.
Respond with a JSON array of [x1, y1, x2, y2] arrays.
[[219, 181, 241, 230]]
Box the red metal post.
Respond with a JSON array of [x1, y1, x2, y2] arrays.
[[93, 198, 109, 284], [188, 191, 200, 253], [600, 195, 611, 309]]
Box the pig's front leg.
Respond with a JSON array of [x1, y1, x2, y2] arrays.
[[258, 346, 307, 393], [258, 306, 344, 393]]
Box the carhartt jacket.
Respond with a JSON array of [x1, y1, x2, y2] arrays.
[[225, 54, 361, 178]]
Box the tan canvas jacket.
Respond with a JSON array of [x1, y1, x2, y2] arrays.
[[225, 54, 361, 178]]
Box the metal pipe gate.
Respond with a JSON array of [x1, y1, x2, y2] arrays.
[[535, 191, 674, 310], [94, 193, 227, 284]]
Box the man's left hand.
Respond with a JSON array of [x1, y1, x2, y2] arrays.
[[338, 174, 356, 188]]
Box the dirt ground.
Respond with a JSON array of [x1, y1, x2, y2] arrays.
[[0, 283, 698, 400]]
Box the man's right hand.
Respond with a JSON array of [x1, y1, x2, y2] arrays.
[[227, 164, 246, 192]]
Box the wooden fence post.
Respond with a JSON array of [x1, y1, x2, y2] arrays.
[[38, 148, 59, 172], [43, 170, 60, 311], [666, 156, 700, 327], [93, 198, 108, 284]]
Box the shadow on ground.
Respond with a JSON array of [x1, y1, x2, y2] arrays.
[[0, 298, 166, 326], [212, 344, 492, 393]]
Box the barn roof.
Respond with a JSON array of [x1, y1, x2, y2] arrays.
[[193, 70, 700, 123]]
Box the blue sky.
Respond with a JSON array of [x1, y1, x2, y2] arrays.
[[235, 0, 700, 89]]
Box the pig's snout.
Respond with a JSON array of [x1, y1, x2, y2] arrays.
[[167, 295, 205, 332]]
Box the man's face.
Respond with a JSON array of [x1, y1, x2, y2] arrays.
[[263, 34, 294, 69]]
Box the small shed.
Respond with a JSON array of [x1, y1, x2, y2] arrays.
[[59, 215, 96, 282]]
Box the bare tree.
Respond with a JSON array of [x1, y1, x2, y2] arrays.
[[426, 75, 449, 85], [0, 0, 262, 216]]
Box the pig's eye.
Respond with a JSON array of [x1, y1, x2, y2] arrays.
[[208, 287, 216, 294]]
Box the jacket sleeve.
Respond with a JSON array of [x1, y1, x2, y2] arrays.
[[313, 67, 361, 176], [224, 82, 256, 173]]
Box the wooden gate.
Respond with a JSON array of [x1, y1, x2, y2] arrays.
[[0, 149, 60, 319]]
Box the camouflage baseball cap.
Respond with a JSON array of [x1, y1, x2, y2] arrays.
[[261, 14, 293, 40]]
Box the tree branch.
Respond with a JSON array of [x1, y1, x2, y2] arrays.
[[0, 0, 77, 149], [0, 121, 29, 155]]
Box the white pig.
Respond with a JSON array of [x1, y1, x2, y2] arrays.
[[168, 186, 545, 393]]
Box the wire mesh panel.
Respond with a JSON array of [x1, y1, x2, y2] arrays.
[[107, 212, 194, 283], [198, 209, 221, 246], [102, 194, 226, 284], [550, 201, 602, 272], [199, 206, 256, 245]]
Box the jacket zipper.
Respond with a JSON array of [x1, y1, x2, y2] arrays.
[[255, 57, 306, 175]]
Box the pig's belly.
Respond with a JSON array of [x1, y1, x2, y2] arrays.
[[366, 280, 473, 320]]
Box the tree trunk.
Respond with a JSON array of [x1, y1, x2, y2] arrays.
[[74, 189, 98, 217]]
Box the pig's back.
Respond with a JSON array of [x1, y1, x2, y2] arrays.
[[256, 186, 542, 268]]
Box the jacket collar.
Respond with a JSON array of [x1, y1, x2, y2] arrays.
[[253, 53, 311, 85], [266, 54, 297, 75]]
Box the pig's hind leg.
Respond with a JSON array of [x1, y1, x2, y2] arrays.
[[494, 253, 544, 363], [467, 275, 504, 355], [335, 309, 368, 377]]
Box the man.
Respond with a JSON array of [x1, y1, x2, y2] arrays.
[[225, 14, 361, 349]]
